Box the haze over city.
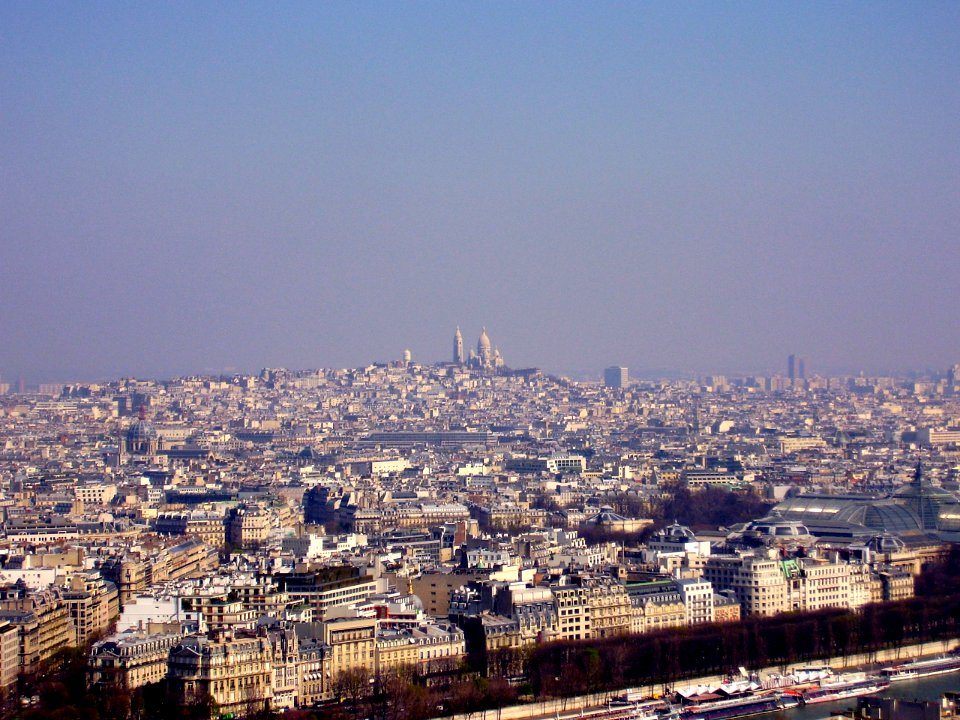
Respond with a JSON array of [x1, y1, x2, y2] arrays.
[[2, 3, 959, 383]]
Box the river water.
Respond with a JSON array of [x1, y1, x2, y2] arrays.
[[756, 672, 960, 720]]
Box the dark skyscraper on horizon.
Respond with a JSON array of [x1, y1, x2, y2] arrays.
[[604, 366, 628, 389], [788, 354, 807, 382]]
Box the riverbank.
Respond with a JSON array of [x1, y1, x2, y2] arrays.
[[440, 639, 960, 720], [769, 670, 960, 720]]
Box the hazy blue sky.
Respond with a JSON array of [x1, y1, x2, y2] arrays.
[[2, 2, 959, 382]]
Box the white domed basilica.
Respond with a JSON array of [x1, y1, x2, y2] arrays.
[[453, 327, 504, 370]]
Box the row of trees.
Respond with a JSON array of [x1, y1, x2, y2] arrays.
[[285, 581, 960, 719], [520, 545, 960, 699], [600, 485, 775, 531], [11, 647, 167, 720], [576, 486, 773, 546], [535, 485, 773, 532], [524, 596, 960, 699], [13, 547, 960, 720], [13, 600, 959, 720]]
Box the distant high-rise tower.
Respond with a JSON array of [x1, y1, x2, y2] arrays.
[[788, 354, 797, 382], [453, 327, 464, 364], [604, 366, 628, 389], [797, 357, 806, 380], [948, 364, 960, 391]]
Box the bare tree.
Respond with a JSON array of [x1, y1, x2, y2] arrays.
[[334, 667, 373, 720]]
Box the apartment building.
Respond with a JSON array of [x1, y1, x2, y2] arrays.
[[274, 564, 380, 619], [0, 585, 74, 674], [180, 591, 259, 633], [154, 511, 226, 548], [63, 572, 119, 646], [626, 579, 687, 634], [226, 506, 272, 550], [296, 634, 327, 707], [88, 631, 181, 689], [75, 483, 118, 506], [323, 616, 377, 685], [168, 630, 274, 715], [676, 578, 715, 625], [702, 553, 789, 617], [782, 558, 851, 612], [0, 621, 18, 701]]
